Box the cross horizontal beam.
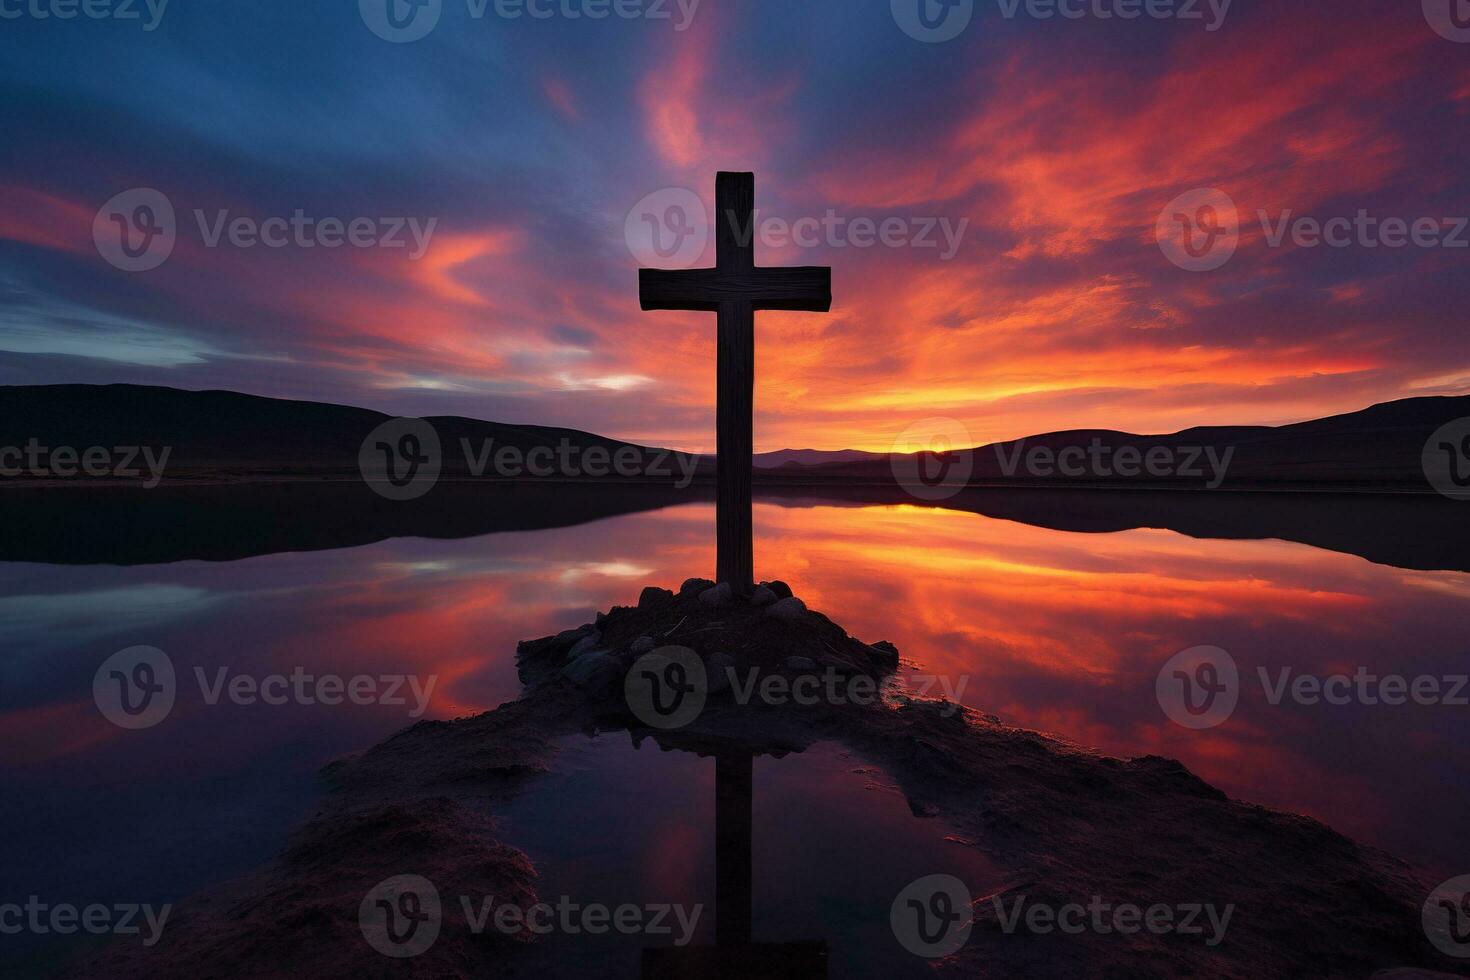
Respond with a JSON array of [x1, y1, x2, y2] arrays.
[[638, 267, 832, 313]]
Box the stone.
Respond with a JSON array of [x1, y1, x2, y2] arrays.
[[785, 656, 817, 671], [763, 580, 794, 599], [699, 582, 733, 606], [631, 635, 657, 655], [560, 651, 621, 693], [639, 586, 674, 608], [680, 577, 715, 596], [707, 653, 736, 693], [766, 596, 807, 621], [749, 585, 778, 607], [552, 625, 593, 648], [567, 632, 603, 659], [869, 640, 900, 667]]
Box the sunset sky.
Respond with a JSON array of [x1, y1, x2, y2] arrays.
[[1, 0, 1467, 452]]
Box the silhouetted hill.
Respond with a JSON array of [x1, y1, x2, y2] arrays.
[[0, 384, 693, 483], [787, 395, 1470, 491], [753, 448, 881, 468], [0, 384, 1463, 491]]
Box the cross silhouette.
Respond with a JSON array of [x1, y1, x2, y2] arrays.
[[639, 173, 832, 595]]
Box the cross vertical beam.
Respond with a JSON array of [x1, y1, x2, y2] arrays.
[[639, 173, 832, 596], [715, 172, 756, 594]]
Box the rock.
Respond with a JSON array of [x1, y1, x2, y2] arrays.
[[560, 651, 621, 693], [766, 596, 807, 621], [680, 577, 715, 596], [749, 585, 778, 607], [630, 635, 657, 655], [567, 632, 603, 659], [699, 582, 734, 606], [639, 586, 674, 608], [595, 610, 609, 628], [763, 580, 794, 599], [785, 656, 817, 671], [869, 640, 900, 667], [707, 653, 736, 693], [553, 625, 593, 647]]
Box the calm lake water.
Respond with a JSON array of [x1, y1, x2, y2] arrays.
[[2, 496, 1467, 972]]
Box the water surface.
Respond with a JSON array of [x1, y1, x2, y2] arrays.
[[2, 496, 1465, 970]]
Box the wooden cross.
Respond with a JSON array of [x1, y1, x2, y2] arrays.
[[639, 172, 832, 595]]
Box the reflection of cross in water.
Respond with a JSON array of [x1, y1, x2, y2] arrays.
[[642, 750, 828, 978], [714, 753, 754, 946], [639, 173, 833, 596]]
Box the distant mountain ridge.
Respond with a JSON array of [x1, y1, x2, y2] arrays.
[[0, 384, 685, 483], [753, 449, 881, 468], [789, 395, 1470, 490], [0, 384, 1464, 491]]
